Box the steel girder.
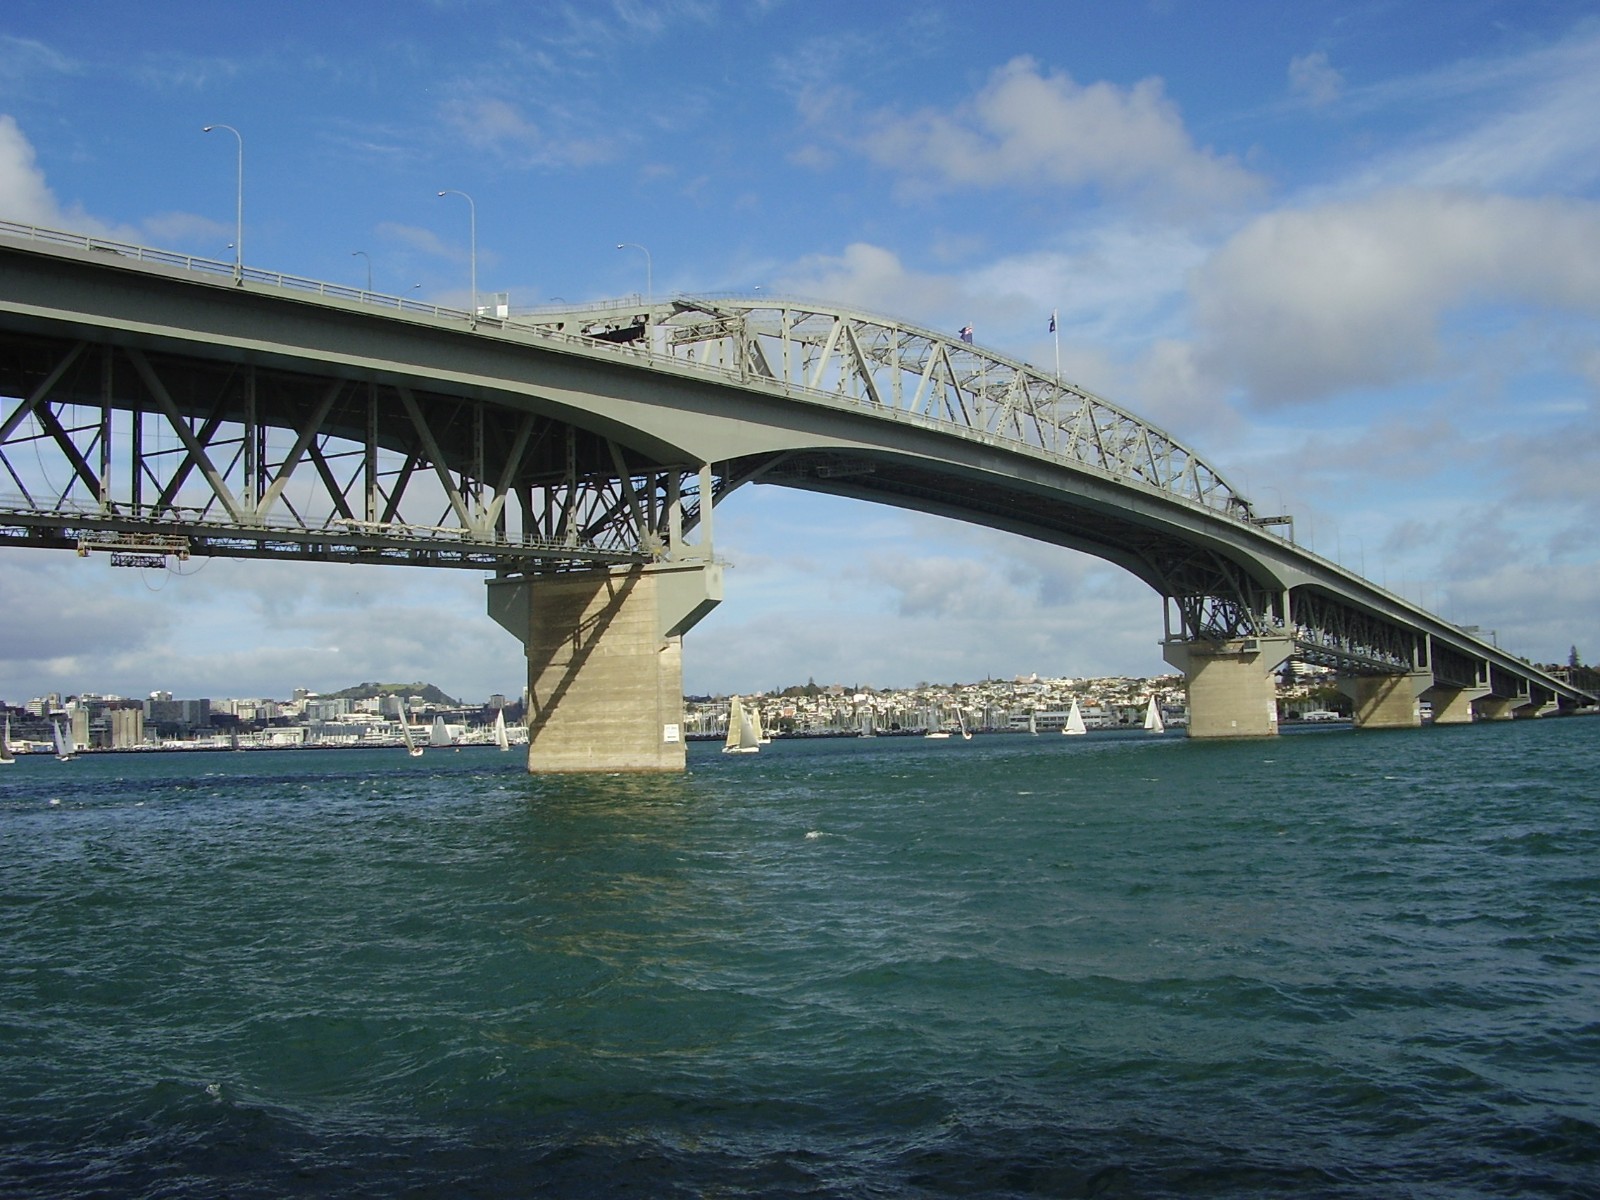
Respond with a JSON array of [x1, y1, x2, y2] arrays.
[[0, 334, 716, 571], [1288, 588, 1421, 674], [638, 298, 1250, 515]]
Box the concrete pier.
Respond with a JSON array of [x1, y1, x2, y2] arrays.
[[488, 561, 722, 773], [1424, 684, 1490, 725], [1339, 670, 1431, 729], [1163, 635, 1293, 738], [1474, 695, 1517, 721]]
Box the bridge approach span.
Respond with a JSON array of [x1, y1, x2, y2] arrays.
[[0, 224, 1589, 769]]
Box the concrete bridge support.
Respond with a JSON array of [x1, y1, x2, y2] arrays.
[[1474, 695, 1518, 721], [1424, 684, 1490, 725], [488, 561, 722, 773], [1163, 636, 1293, 739], [1339, 671, 1431, 730]]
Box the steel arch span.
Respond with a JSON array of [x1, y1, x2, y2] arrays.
[[0, 221, 1591, 752]]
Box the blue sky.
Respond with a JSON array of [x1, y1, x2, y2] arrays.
[[1, 0, 1597, 704]]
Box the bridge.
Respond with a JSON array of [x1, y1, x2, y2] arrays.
[[0, 220, 1591, 770]]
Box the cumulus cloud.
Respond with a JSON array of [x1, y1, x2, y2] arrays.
[[0, 552, 523, 704], [0, 114, 63, 225], [1192, 188, 1600, 405], [850, 56, 1261, 211], [776, 242, 962, 321], [0, 114, 224, 247]]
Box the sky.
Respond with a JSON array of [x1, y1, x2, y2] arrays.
[[1, 0, 1597, 704]]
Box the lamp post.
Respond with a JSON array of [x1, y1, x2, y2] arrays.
[[352, 250, 372, 293], [202, 123, 243, 283], [437, 189, 477, 321], [615, 242, 652, 306]]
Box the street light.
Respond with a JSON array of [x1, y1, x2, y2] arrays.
[[352, 250, 371, 293], [615, 242, 652, 306], [437, 189, 477, 321], [202, 123, 243, 283]]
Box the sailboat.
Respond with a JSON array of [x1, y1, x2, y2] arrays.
[[1027, 709, 1038, 736], [722, 696, 760, 754], [430, 717, 454, 748], [0, 716, 15, 765], [1062, 698, 1087, 736], [399, 703, 424, 757], [923, 706, 951, 738], [1143, 696, 1165, 734], [51, 717, 73, 761], [957, 708, 972, 741], [493, 707, 510, 752]]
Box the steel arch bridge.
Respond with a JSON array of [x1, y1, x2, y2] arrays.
[[0, 220, 1591, 735]]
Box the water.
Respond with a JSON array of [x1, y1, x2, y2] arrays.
[[2, 721, 1598, 1198]]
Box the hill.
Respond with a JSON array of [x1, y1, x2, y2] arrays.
[[321, 681, 460, 706]]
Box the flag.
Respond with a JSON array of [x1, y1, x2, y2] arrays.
[[959, 324, 973, 344], [1048, 310, 1057, 333]]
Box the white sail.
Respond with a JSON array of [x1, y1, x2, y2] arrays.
[[958, 708, 971, 740], [493, 707, 510, 752], [52, 717, 72, 761], [1027, 709, 1038, 736], [722, 696, 760, 754], [1144, 696, 1165, 733], [430, 717, 452, 747], [1063, 698, 1087, 736], [400, 703, 423, 757], [0, 716, 14, 765]]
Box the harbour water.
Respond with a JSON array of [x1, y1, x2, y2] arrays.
[[2, 720, 1597, 1198]]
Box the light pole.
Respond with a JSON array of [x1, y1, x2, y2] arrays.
[[202, 123, 243, 283], [352, 250, 371, 293], [616, 242, 652, 306], [437, 189, 477, 320]]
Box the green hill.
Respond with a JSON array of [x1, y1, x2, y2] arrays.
[[322, 681, 460, 706]]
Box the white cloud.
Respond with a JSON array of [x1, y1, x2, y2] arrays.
[[851, 56, 1262, 211], [1192, 188, 1600, 405], [437, 93, 618, 169], [775, 242, 962, 322], [1288, 51, 1344, 108], [0, 114, 63, 225], [0, 552, 525, 705], [0, 35, 76, 97], [1346, 24, 1600, 194], [0, 115, 222, 248], [684, 491, 1170, 694]]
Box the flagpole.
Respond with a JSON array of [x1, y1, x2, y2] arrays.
[[1051, 308, 1060, 380]]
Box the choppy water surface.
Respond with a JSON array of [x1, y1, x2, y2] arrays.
[[2, 720, 1597, 1198]]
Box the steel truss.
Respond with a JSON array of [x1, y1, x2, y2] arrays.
[[1149, 543, 1285, 641], [1288, 590, 1421, 674], [545, 298, 1251, 516], [0, 337, 715, 571]]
